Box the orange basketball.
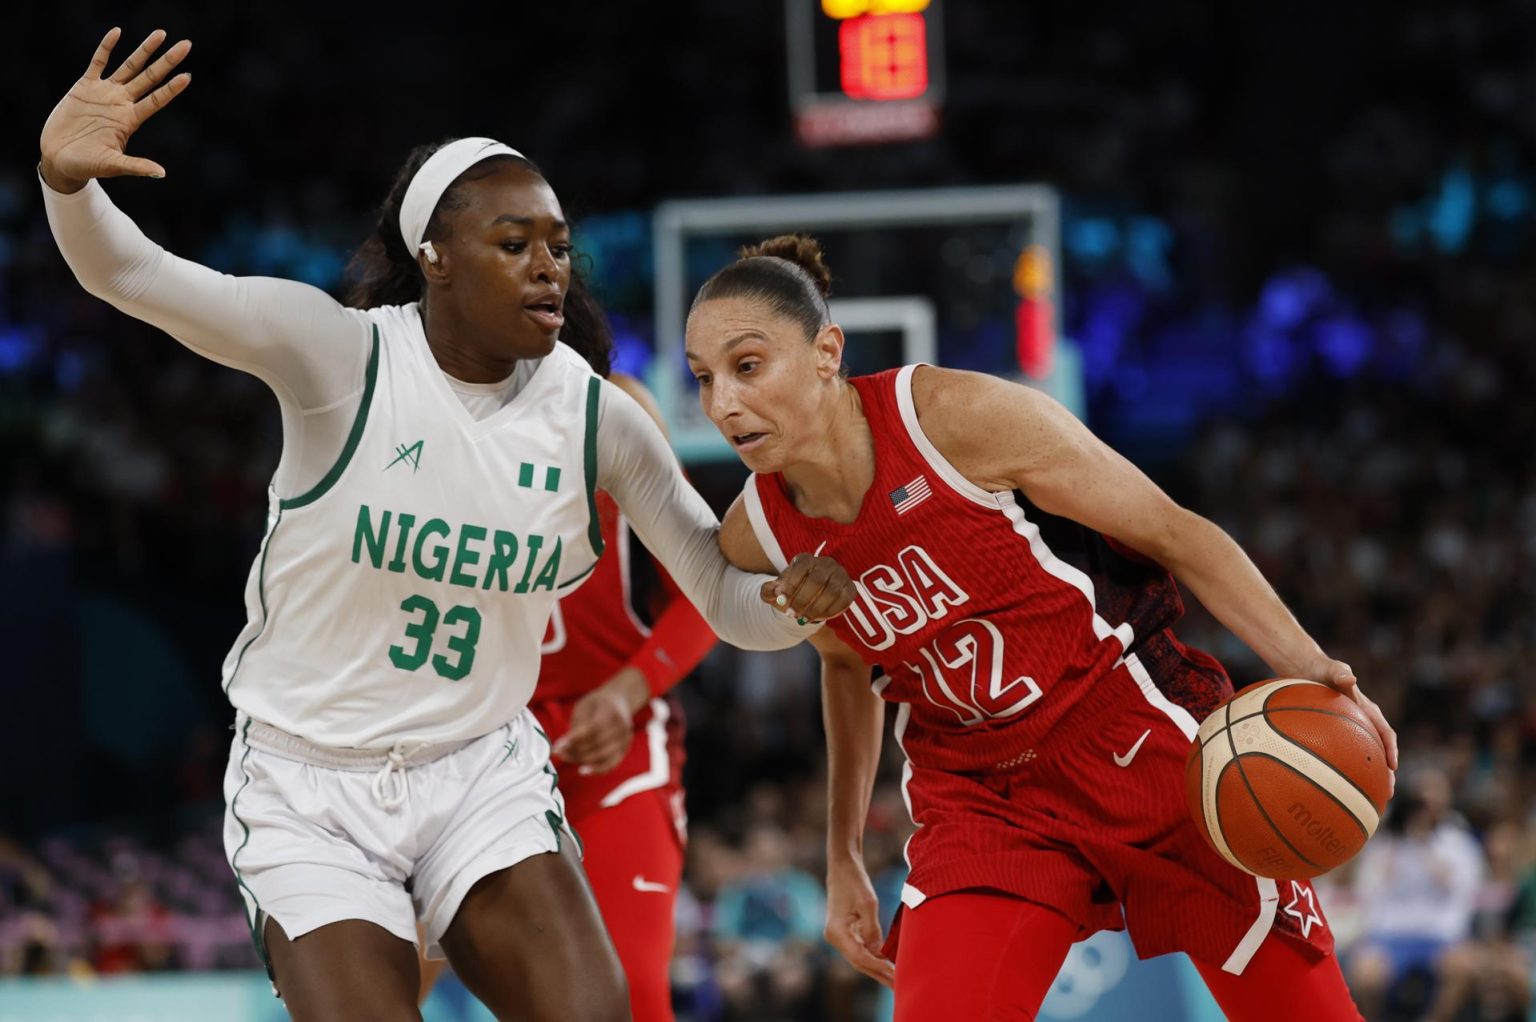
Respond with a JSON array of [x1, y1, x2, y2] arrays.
[[1185, 678, 1391, 880]]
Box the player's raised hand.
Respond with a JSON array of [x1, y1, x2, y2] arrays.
[[1303, 656, 1398, 793], [551, 666, 648, 774], [761, 551, 856, 624], [40, 27, 193, 192], [825, 858, 895, 988]]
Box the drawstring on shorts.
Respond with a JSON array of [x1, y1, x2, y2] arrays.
[[370, 745, 423, 809], [237, 715, 478, 811]]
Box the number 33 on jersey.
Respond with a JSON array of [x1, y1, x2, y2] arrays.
[[219, 308, 604, 749]]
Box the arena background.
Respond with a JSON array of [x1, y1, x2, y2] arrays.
[[2, 3, 1533, 1020]]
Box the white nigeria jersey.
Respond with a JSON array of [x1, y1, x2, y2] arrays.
[[219, 304, 603, 748]]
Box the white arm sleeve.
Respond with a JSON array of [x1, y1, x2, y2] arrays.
[[42, 175, 373, 496], [595, 381, 818, 651]]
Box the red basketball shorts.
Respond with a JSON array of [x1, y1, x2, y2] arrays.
[[887, 652, 1335, 975]]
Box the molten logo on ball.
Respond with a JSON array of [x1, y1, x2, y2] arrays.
[[1185, 679, 1392, 880], [1287, 803, 1349, 859]]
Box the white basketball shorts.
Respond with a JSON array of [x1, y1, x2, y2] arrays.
[[221, 708, 575, 965]]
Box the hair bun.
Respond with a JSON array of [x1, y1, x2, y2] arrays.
[[741, 234, 833, 298]]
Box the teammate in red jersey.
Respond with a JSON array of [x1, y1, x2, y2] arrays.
[[683, 235, 1399, 1021], [413, 287, 718, 1021], [532, 380, 715, 1022]]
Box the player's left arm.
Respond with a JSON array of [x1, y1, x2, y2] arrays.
[[553, 374, 718, 772], [610, 373, 720, 695], [814, 627, 894, 988], [595, 381, 850, 650], [912, 365, 1398, 773], [551, 584, 717, 773]]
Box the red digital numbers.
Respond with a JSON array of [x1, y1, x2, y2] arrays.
[[838, 13, 929, 101]]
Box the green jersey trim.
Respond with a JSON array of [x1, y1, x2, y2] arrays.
[[556, 560, 598, 591], [223, 506, 283, 694], [228, 718, 274, 979], [280, 325, 381, 511], [582, 375, 605, 558]]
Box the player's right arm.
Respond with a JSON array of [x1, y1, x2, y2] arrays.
[[599, 392, 853, 650], [813, 626, 895, 988], [39, 28, 369, 413], [552, 373, 719, 772], [911, 364, 1399, 780]]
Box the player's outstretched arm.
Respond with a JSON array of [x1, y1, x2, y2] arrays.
[[814, 627, 895, 987], [554, 373, 717, 771], [911, 365, 1398, 779], [39, 28, 369, 412], [597, 382, 853, 650], [608, 372, 720, 696]]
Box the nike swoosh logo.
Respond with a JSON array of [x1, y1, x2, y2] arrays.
[[1113, 729, 1152, 768], [632, 875, 670, 894]]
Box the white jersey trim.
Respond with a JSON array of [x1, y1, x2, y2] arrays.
[[598, 698, 672, 808], [1124, 652, 1276, 975], [998, 500, 1136, 652], [1222, 876, 1279, 975], [742, 475, 790, 572], [1124, 652, 1199, 739], [894, 364, 1010, 511], [892, 700, 924, 910], [221, 494, 283, 697]]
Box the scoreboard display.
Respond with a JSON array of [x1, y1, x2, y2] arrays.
[[787, 0, 945, 146]]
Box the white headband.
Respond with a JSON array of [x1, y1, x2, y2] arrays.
[[399, 137, 525, 255]]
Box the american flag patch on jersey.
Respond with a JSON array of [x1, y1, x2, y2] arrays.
[[889, 475, 932, 515]]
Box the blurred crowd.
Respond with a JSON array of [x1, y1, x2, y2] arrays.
[[3, 323, 1531, 1020], [5, 2, 1536, 1020]]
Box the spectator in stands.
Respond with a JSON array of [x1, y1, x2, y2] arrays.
[[711, 824, 826, 1020], [1422, 819, 1532, 1022], [88, 854, 173, 974], [1346, 768, 1485, 1019]]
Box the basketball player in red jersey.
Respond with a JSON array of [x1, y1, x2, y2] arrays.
[[536, 483, 706, 1022], [684, 236, 1400, 1021], [417, 293, 715, 1022]]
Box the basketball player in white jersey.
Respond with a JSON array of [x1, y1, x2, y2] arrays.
[[38, 28, 853, 1021]]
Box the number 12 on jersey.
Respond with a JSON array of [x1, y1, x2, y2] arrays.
[[906, 618, 1042, 725]]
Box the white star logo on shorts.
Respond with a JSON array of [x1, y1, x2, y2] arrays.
[[1282, 880, 1325, 939]]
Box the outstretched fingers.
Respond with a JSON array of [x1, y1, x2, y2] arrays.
[[107, 28, 167, 85], [134, 71, 192, 121], [84, 27, 123, 78], [127, 38, 192, 101]]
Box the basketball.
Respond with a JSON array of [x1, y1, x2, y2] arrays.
[[1185, 679, 1392, 880]]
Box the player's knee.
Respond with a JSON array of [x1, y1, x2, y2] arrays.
[[584, 960, 631, 1022]]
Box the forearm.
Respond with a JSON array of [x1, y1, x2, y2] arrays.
[[597, 386, 816, 650], [823, 666, 884, 864], [625, 594, 717, 697], [1161, 512, 1328, 676], [40, 173, 367, 410]]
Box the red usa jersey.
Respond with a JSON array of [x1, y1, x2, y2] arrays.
[[744, 365, 1227, 776], [535, 492, 685, 820]]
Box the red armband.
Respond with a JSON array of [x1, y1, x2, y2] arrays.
[[626, 588, 717, 697]]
